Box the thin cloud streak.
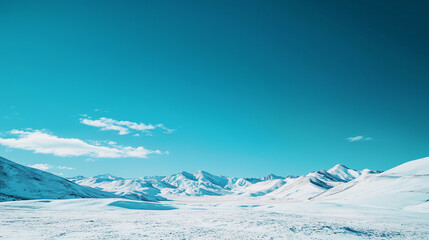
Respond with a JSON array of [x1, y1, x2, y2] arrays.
[[80, 116, 174, 135], [346, 136, 372, 142], [58, 166, 74, 170]]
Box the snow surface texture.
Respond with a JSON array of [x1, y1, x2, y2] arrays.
[[0, 157, 117, 201], [0, 198, 428, 239]]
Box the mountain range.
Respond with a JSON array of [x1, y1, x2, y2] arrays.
[[68, 163, 380, 201], [1, 155, 428, 212]]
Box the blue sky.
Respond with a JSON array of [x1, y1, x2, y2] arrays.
[[1, 0, 428, 178]]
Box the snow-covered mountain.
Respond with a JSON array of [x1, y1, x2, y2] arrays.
[[70, 163, 374, 201], [72, 170, 232, 200], [312, 157, 429, 211], [0, 156, 117, 201], [262, 165, 378, 200], [69, 174, 168, 201]]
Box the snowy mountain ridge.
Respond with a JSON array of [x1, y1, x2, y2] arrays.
[[69, 163, 375, 201]]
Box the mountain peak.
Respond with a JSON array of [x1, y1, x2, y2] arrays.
[[326, 164, 361, 181], [179, 171, 195, 179], [328, 164, 349, 172], [261, 174, 284, 180], [193, 170, 219, 179], [194, 170, 209, 175], [93, 174, 124, 181], [192, 170, 228, 188]]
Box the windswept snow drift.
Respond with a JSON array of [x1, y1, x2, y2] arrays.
[[0, 198, 176, 211], [0, 156, 117, 201]]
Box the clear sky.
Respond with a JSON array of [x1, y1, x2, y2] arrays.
[[1, 0, 428, 178]]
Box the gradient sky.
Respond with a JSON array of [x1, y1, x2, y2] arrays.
[[1, 0, 428, 178]]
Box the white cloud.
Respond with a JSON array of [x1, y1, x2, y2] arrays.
[[57, 166, 74, 170], [80, 118, 130, 135], [346, 136, 372, 142], [28, 163, 74, 172], [155, 124, 175, 134], [80, 117, 174, 136], [29, 163, 51, 171], [0, 130, 164, 158]]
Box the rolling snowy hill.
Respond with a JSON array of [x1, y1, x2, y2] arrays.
[[0, 156, 117, 201], [312, 157, 429, 211], [263, 165, 380, 200]]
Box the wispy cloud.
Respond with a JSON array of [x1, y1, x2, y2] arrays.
[[80, 116, 174, 136], [29, 163, 51, 171], [346, 136, 372, 142], [58, 166, 74, 170], [0, 130, 164, 158], [28, 163, 74, 171]]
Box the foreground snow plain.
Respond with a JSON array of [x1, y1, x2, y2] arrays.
[[1, 197, 428, 240]]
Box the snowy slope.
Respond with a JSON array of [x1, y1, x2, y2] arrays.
[[313, 157, 429, 210], [235, 179, 286, 197], [264, 165, 371, 200], [0, 156, 117, 201], [266, 176, 330, 200]]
